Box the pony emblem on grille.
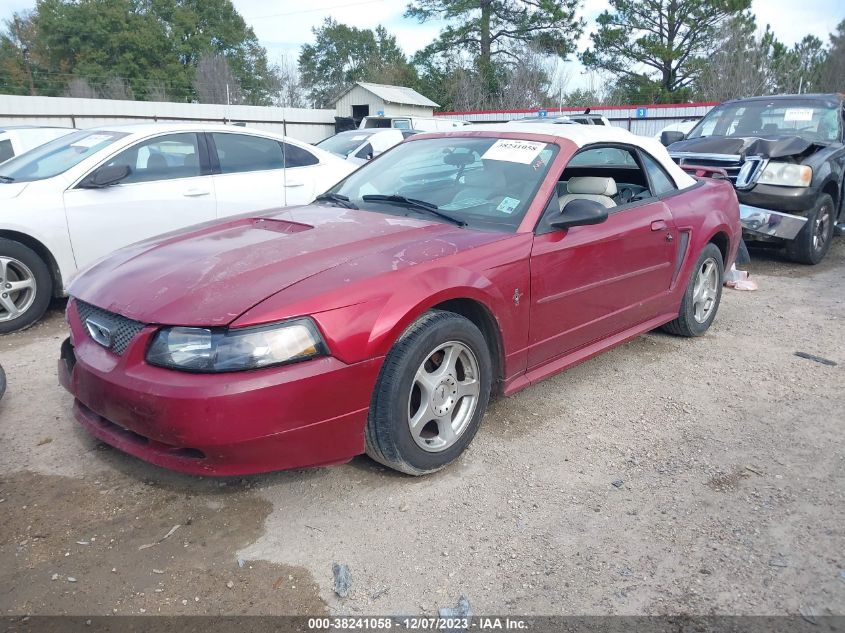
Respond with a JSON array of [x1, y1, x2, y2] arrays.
[[85, 316, 114, 348]]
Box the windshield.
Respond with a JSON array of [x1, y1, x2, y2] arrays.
[[688, 99, 841, 142], [316, 132, 373, 157], [329, 136, 558, 232], [0, 129, 128, 182]]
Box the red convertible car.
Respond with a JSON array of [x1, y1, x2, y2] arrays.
[[59, 124, 741, 476]]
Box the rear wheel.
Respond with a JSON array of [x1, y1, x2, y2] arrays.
[[662, 243, 724, 337], [365, 310, 492, 475], [0, 239, 53, 334], [786, 193, 835, 265]]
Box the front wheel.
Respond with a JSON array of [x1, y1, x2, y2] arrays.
[[365, 310, 492, 475], [662, 243, 724, 337], [0, 239, 53, 334], [786, 193, 835, 265]]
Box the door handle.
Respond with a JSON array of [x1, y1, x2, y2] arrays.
[[285, 180, 305, 188], [183, 188, 210, 197], [650, 219, 668, 231]]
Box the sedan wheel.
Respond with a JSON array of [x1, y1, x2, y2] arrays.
[[408, 341, 481, 452], [0, 257, 38, 324], [366, 310, 492, 475], [0, 238, 53, 334]]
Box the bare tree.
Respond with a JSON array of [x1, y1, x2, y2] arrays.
[[64, 77, 98, 99], [697, 14, 769, 101], [194, 54, 242, 104], [101, 76, 135, 101], [269, 55, 306, 108], [146, 79, 168, 102]]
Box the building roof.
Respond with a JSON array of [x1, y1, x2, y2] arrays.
[[336, 82, 439, 108]]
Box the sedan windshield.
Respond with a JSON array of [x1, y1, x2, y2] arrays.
[[329, 136, 558, 232], [316, 131, 374, 157], [0, 130, 128, 183], [687, 98, 841, 142]]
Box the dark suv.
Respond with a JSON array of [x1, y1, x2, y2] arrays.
[[663, 94, 844, 264]]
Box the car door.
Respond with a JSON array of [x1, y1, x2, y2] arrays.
[[63, 132, 216, 270], [209, 131, 286, 217], [281, 141, 325, 206], [527, 145, 678, 369]]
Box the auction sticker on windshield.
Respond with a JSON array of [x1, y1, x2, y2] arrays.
[[783, 108, 814, 122], [482, 139, 546, 164], [71, 134, 118, 148]]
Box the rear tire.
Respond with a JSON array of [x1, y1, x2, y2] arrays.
[[662, 243, 724, 337], [365, 310, 492, 475], [0, 239, 53, 334], [786, 193, 835, 265]]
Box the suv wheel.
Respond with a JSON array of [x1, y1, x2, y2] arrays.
[[786, 193, 835, 265]]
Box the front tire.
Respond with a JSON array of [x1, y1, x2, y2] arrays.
[[662, 243, 724, 337], [786, 193, 835, 265], [0, 239, 53, 334], [365, 310, 492, 475]]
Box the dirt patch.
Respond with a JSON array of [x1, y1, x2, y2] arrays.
[[0, 471, 326, 615], [706, 467, 751, 492]]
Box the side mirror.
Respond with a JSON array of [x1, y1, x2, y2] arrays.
[[79, 164, 131, 189], [660, 130, 685, 146], [550, 199, 609, 230]]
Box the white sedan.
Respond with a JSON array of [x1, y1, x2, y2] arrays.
[[315, 129, 415, 165], [0, 123, 356, 332]]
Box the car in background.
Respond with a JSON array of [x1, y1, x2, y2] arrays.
[[0, 126, 75, 164], [664, 94, 844, 264], [359, 115, 467, 132], [654, 119, 698, 140], [316, 129, 415, 165], [59, 123, 740, 477], [510, 111, 612, 126], [0, 123, 356, 333]]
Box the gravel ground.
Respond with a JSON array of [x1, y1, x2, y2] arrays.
[[0, 240, 843, 618]]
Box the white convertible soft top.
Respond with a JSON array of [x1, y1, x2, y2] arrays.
[[458, 123, 697, 189]]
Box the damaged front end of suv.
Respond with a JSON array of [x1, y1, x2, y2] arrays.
[[665, 94, 845, 264]]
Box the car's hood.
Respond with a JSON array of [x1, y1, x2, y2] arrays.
[[669, 135, 818, 159], [68, 205, 499, 326], [0, 182, 30, 200]]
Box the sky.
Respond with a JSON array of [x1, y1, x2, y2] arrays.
[[1, 0, 842, 91]]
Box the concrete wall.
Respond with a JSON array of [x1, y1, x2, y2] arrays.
[[0, 95, 336, 143], [435, 103, 718, 137]]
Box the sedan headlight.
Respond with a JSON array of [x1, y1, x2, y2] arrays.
[[757, 162, 812, 187], [146, 318, 327, 372]]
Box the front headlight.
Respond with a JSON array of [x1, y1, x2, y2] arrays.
[[146, 318, 327, 372], [757, 162, 812, 187]]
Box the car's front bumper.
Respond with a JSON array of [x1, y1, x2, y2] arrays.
[[739, 204, 807, 240], [59, 304, 382, 476]]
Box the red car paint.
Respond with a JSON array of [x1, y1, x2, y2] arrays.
[[60, 130, 741, 476]]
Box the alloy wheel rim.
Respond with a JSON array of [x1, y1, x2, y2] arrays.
[[692, 257, 718, 324], [0, 257, 37, 323], [408, 340, 481, 453], [813, 205, 831, 252]]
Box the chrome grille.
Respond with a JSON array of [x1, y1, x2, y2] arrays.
[[75, 300, 146, 355], [670, 152, 768, 189]]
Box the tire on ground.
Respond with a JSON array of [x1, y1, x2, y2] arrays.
[[365, 310, 492, 476], [0, 238, 53, 334], [786, 193, 835, 265], [662, 242, 724, 338]]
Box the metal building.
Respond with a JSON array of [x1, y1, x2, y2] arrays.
[[333, 82, 439, 125]]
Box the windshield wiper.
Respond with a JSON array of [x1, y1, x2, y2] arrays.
[[314, 192, 358, 209], [362, 194, 466, 227], [0, 175, 14, 183]]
